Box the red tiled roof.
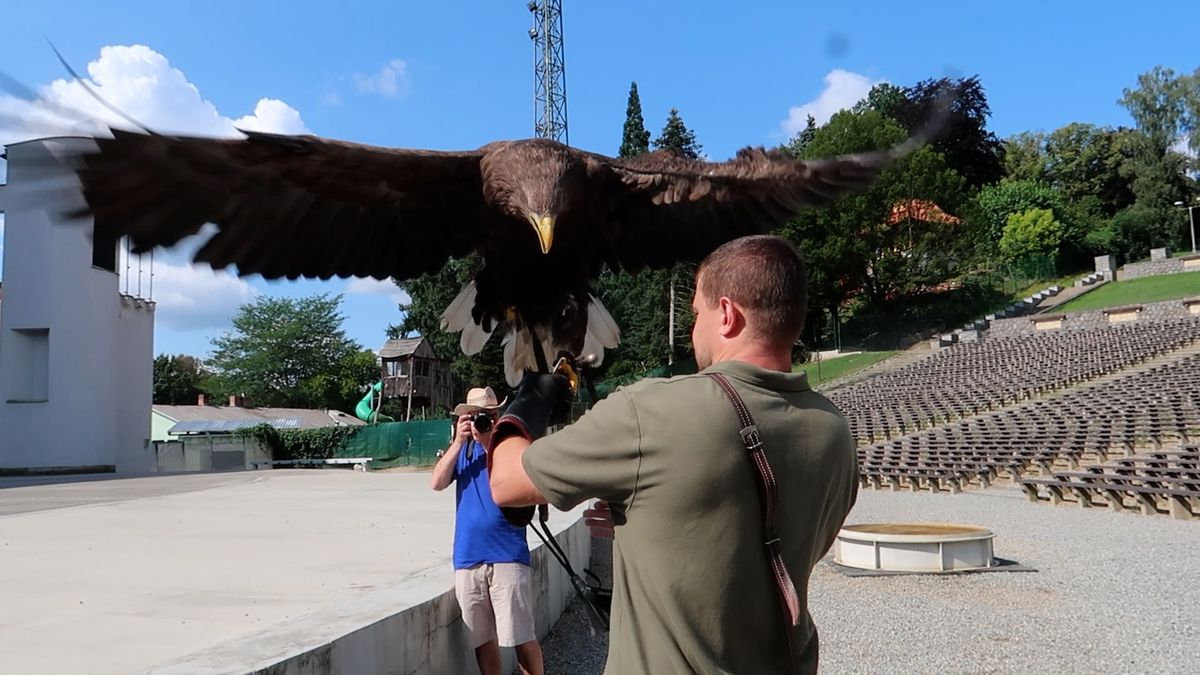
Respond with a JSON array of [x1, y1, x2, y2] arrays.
[[888, 199, 961, 225]]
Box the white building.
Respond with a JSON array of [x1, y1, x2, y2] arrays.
[[0, 137, 155, 474]]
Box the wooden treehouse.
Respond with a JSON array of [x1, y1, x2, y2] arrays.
[[378, 336, 455, 419]]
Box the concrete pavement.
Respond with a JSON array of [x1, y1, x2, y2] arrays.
[[0, 470, 584, 674]]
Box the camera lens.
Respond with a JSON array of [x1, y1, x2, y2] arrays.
[[472, 413, 494, 433]]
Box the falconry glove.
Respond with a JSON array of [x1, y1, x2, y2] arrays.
[[491, 372, 573, 449], [485, 372, 570, 528]]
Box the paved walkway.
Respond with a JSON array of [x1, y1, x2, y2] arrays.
[[1034, 278, 1108, 313], [0, 470, 579, 674]]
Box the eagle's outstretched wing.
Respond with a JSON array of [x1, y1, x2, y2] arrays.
[[602, 141, 915, 271], [70, 129, 490, 280]]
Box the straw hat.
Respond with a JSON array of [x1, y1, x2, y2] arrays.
[[451, 386, 507, 417]]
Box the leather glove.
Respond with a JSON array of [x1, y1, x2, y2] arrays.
[[487, 372, 570, 529], [491, 372, 572, 445]]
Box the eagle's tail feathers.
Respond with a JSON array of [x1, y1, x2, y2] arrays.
[[502, 327, 555, 387], [460, 322, 492, 356], [587, 295, 621, 351], [502, 330, 522, 388], [494, 297, 623, 386], [440, 282, 476, 332], [582, 328, 603, 368]]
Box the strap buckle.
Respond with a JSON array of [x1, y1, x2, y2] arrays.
[[739, 424, 763, 450]]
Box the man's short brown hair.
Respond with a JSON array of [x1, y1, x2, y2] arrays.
[[697, 235, 808, 342]]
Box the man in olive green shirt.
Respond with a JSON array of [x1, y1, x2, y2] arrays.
[[488, 235, 859, 674]]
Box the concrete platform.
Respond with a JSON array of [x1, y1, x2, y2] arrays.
[[0, 470, 587, 674]]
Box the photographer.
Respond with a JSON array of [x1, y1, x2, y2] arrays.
[[431, 386, 543, 675]]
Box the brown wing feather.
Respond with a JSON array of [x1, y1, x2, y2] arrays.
[[72, 128, 490, 280], [602, 143, 907, 271]]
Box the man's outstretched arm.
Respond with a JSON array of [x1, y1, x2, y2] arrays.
[[488, 372, 642, 513], [486, 372, 570, 507], [489, 434, 546, 507]]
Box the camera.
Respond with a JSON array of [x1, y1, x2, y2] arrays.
[[471, 412, 494, 433]]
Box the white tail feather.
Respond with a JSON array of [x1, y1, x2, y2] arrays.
[[443, 282, 491, 355], [503, 329, 534, 387], [460, 323, 492, 356], [440, 282, 477, 332], [447, 288, 625, 385], [587, 294, 621, 348], [501, 326, 569, 387], [502, 330, 523, 387], [582, 328, 602, 366]]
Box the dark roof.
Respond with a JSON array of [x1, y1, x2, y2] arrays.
[[168, 418, 302, 435], [380, 336, 435, 359]]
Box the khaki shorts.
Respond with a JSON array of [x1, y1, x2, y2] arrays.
[[454, 562, 536, 648]]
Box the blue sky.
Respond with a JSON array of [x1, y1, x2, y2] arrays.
[[1, 0, 1197, 359]]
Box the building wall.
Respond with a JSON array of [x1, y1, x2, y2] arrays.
[[151, 411, 177, 443], [115, 295, 156, 472], [151, 436, 270, 473], [1118, 254, 1200, 281], [0, 138, 155, 473]]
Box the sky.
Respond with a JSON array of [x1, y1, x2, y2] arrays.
[[0, 0, 1197, 359]]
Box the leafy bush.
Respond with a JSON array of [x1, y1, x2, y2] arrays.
[[237, 424, 361, 460], [999, 208, 1065, 261]]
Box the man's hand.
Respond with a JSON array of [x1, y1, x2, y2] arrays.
[[432, 416, 471, 492], [451, 414, 472, 447], [583, 500, 616, 539]]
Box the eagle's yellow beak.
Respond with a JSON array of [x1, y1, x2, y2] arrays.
[[528, 213, 555, 254]]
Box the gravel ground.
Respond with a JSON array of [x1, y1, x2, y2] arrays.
[[541, 536, 611, 674], [542, 487, 1200, 674]]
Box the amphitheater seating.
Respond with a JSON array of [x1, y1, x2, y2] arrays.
[[830, 318, 1200, 443], [1019, 445, 1200, 518], [852, 345, 1200, 518]]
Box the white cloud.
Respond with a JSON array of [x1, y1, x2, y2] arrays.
[[780, 69, 885, 136], [232, 98, 311, 135], [150, 259, 259, 331], [345, 276, 410, 306], [0, 44, 309, 143], [126, 224, 260, 332], [0, 45, 309, 331], [354, 59, 409, 99]]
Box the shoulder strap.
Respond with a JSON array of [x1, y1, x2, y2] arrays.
[[707, 373, 804, 670]]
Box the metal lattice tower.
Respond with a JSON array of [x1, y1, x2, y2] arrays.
[[527, 0, 568, 144]]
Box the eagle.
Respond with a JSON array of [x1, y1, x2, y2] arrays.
[[64, 124, 937, 385]]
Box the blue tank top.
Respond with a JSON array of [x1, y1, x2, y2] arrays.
[[453, 440, 531, 569]]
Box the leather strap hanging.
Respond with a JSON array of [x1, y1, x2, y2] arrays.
[[707, 372, 802, 672]]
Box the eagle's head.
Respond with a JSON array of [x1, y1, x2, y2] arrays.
[[483, 140, 588, 255]]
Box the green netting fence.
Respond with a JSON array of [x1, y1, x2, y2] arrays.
[[975, 253, 1060, 296], [334, 359, 706, 465], [336, 419, 452, 469]]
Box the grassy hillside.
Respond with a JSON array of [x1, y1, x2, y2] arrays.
[[1057, 271, 1200, 313], [794, 351, 899, 387]]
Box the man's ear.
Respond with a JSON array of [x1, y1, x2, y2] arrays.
[[717, 297, 742, 337]]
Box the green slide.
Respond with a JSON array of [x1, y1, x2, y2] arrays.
[[355, 381, 394, 423]]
